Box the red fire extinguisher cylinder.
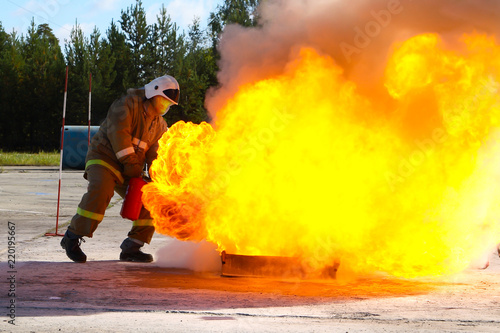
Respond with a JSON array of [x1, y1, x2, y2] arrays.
[[120, 177, 148, 221]]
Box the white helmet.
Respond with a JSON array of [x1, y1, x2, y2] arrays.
[[144, 75, 180, 105]]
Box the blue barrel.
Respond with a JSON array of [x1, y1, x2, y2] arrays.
[[62, 126, 100, 170]]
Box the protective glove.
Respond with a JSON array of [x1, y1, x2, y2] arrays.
[[119, 154, 143, 178]]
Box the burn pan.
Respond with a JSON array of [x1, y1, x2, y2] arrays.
[[220, 251, 339, 279]]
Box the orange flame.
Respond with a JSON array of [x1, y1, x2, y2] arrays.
[[143, 33, 500, 278]]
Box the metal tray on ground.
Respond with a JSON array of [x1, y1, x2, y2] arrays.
[[220, 251, 339, 279]]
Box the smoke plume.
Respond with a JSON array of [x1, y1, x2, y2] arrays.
[[206, 0, 500, 118]]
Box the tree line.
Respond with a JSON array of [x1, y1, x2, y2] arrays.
[[0, 0, 260, 151]]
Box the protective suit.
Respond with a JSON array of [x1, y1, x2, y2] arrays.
[[61, 75, 180, 263], [68, 87, 168, 243]]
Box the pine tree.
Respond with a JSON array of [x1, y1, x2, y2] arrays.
[[64, 21, 90, 126], [26, 23, 65, 150], [3, 21, 65, 150], [208, 0, 261, 48], [119, 0, 151, 85], [167, 18, 216, 125], [149, 4, 176, 78], [88, 27, 117, 123], [0, 23, 9, 148], [0, 24, 22, 150], [0, 30, 25, 150], [106, 19, 132, 97]]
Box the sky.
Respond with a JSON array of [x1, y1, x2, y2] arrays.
[[1, 0, 223, 45]]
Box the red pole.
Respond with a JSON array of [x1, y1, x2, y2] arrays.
[[46, 65, 68, 237], [88, 72, 92, 146]]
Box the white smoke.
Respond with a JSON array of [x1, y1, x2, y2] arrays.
[[155, 239, 222, 272]]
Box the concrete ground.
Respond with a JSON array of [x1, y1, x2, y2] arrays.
[[0, 166, 499, 332]]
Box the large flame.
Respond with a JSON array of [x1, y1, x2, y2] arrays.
[[143, 33, 500, 278]]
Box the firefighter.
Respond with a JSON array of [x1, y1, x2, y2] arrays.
[[60, 75, 180, 263]]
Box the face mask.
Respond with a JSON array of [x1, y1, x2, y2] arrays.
[[152, 96, 173, 116]]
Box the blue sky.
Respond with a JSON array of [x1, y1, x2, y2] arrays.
[[2, 0, 223, 45]]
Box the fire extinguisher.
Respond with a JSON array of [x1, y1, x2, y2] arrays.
[[120, 177, 148, 221]]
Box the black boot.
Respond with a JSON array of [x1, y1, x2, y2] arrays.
[[119, 238, 153, 263], [61, 231, 87, 263]]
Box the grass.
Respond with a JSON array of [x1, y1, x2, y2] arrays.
[[0, 150, 60, 166]]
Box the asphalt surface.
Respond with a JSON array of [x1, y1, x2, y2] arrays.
[[0, 166, 499, 332]]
